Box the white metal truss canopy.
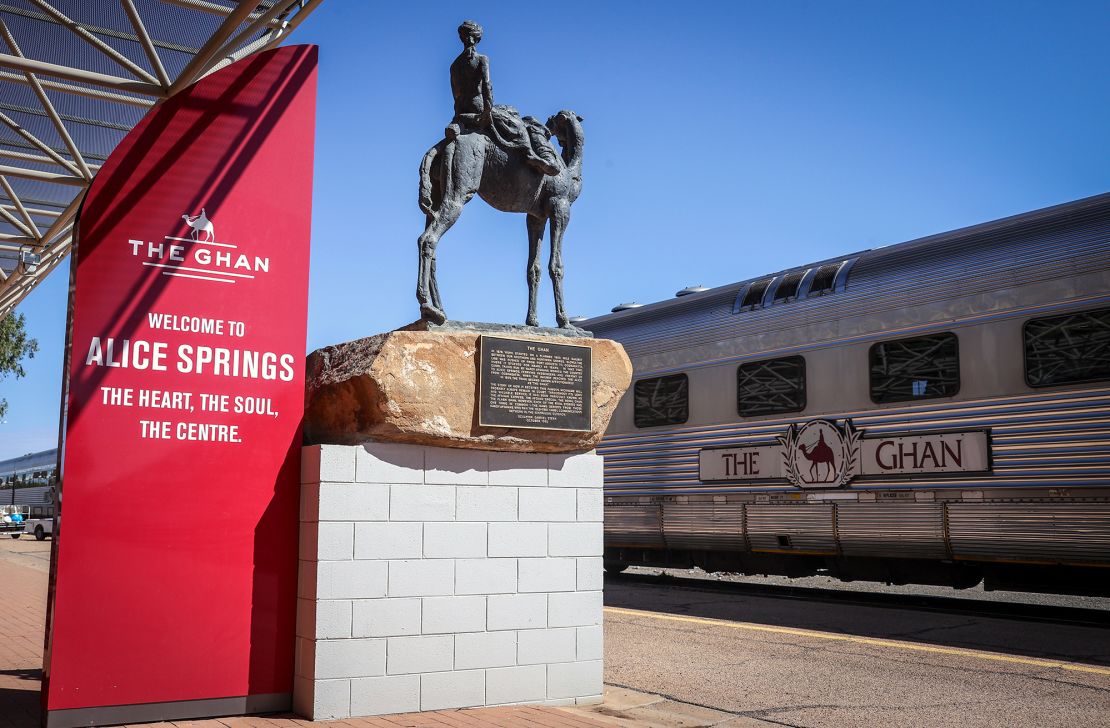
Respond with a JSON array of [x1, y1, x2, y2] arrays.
[[0, 0, 324, 319]]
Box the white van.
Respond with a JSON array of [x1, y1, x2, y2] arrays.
[[21, 504, 54, 540]]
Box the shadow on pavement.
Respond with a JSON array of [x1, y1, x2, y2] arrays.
[[604, 575, 1110, 668], [0, 673, 41, 728]]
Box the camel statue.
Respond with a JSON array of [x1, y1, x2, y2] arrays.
[[798, 431, 836, 482], [182, 209, 214, 242], [416, 110, 585, 328]]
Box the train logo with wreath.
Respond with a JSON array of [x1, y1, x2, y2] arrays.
[[779, 419, 862, 488]]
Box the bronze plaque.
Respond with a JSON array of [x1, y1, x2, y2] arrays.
[[479, 335, 592, 431]]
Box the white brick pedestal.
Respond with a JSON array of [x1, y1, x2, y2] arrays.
[[293, 443, 604, 719]]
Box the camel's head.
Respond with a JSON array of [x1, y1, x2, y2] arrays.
[[545, 110, 583, 144]]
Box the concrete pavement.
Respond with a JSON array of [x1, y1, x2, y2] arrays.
[[0, 550, 43, 728], [0, 541, 611, 728], [601, 577, 1110, 727], [0, 533, 51, 573]]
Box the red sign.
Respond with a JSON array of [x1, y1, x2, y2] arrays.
[[43, 46, 317, 726]]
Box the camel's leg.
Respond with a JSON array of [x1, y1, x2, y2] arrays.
[[416, 200, 468, 324], [416, 217, 435, 320], [417, 214, 438, 317], [427, 211, 443, 312], [425, 145, 445, 313], [417, 211, 451, 324], [416, 136, 480, 324], [430, 253, 442, 312], [547, 199, 572, 328], [525, 215, 545, 326]]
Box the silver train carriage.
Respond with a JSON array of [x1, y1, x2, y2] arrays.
[[583, 192, 1110, 595]]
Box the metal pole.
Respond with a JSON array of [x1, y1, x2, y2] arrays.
[[0, 164, 85, 186], [204, 0, 324, 77], [0, 235, 72, 318], [0, 19, 94, 179], [160, 0, 287, 27], [0, 71, 155, 107], [0, 207, 36, 239], [0, 54, 165, 96], [206, 0, 299, 69], [120, 0, 172, 89], [27, 0, 160, 85], [0, 111, 83, 176], [167, 0, 261, 96]]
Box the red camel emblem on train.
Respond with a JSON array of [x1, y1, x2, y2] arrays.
[[798, 430, 837, 482]]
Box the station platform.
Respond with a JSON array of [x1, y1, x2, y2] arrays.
[[7, 538, 1109, 728], [0, 555, 611, 728]]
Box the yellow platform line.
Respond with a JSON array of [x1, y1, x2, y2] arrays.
[[604, 606, 1110, 676]]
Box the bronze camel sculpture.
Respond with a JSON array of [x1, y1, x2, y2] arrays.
[[416, 110, 585, 328]]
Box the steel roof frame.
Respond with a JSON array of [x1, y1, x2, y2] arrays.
[[0, 0, 324, 319]]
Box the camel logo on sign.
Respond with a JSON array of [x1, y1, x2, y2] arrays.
[[778, 419, 862, 488], [126, 208, 271, 285], [182, 209, 215, 242]]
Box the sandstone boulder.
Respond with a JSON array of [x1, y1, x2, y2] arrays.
[[304, 323, 632, 453]]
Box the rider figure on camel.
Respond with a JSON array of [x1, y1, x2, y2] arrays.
[[445, 20, 561, 176]]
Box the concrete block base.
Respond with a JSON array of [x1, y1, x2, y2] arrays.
[[294, 443, 605, 719]]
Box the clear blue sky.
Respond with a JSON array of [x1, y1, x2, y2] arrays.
[[2, 0, 1108, 459]]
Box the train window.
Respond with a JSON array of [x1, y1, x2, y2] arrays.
[[869, 333, 959, 403], [808, 262, 841, 296], [773, 271, 806, 303], [737, 356, 806, 416], [634, 373, 689, 428], [740, 278, 772, 309], [1024, 308, 1110, 387]]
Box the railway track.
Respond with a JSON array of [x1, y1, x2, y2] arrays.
[[609, 570, 1110, 629]]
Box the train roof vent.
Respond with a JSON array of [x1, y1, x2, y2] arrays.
[[675, 285, 710, 297], [773, 270, 807, 303], [808, 262, 842, 296], [734, 277, 772, 312], [568, 316, 588, 324], [611, 302, 643, 312]]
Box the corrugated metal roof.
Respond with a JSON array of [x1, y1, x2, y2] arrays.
[[0, 445, 54, 474]]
